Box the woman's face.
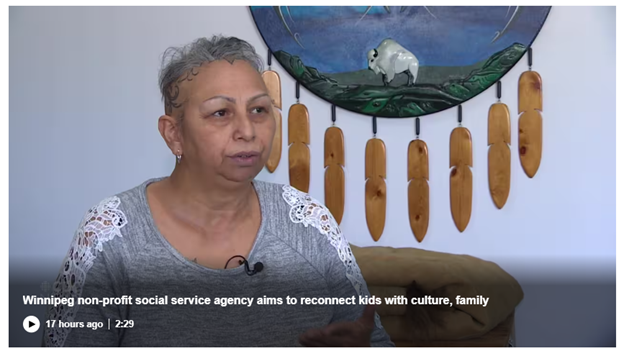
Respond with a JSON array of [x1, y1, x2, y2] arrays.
[[175, 60, 276, 184]]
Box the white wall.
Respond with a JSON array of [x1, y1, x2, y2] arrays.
[[10, 6, 615, 346]]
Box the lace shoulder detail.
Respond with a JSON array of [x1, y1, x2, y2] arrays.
[[45, 196, 128, 347], [281, 185, 382, 329]]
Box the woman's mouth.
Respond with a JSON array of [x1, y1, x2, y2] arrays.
[[229, 152, 260, 166]]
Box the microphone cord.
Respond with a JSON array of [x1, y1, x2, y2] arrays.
[[224, 255, 246, 269], [224, 255, 263, 276]]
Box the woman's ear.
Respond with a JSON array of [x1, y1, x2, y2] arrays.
[[158, 115, 183, 156]]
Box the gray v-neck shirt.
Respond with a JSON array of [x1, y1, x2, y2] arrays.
[[43, 178, 394, 347]]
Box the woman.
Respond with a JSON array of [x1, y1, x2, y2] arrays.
[[44, 35, 394, 347]]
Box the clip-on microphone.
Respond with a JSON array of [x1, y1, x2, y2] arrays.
[[225, 255, 264, 276]]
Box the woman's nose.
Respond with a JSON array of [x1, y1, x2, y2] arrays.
[[233, 110, 255, 141]]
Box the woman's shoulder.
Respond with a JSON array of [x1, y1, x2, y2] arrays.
[[254, 180, 356, 276], [254, 180, 334, 225], [254, 179, 323, 207], [254, 179, 347, 246], [73, 178, 158, 246], [84, 178, 154, 220]]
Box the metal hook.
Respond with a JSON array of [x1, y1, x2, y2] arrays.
[[497, 81, 502, 102], [416, 117, 420, 139], [295, 82, 300, 103], [331, 104, 336, 125], [267, 49, 272, 68], [372, 115, 377, 137], [528, 47, 533, 71], [457, 105, 463, 126]]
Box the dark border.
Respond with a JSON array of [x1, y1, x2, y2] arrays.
[[248, 6, 552, 119]]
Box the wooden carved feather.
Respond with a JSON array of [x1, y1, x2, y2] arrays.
[[262, 51, 282, 173], [266, 106, 282, 173], [488, 82, 511, 209], [518, 47, 543, 178], [450, 109, 472, 233], [408, 137, 429, 242], [365, 136, 386, 241], [324, 125, 345, 225], [288, 102, 310, 192]]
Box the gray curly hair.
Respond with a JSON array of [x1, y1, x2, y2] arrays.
[[158, 35, 265, 118]]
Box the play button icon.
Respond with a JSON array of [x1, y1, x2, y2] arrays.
[[23, 316, 40, 333]]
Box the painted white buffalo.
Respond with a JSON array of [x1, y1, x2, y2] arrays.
[[367, 38, 419, 86]]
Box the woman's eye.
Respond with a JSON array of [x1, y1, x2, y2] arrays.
[[213, 110, 227, 117], [252, 107, 267, 114]]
